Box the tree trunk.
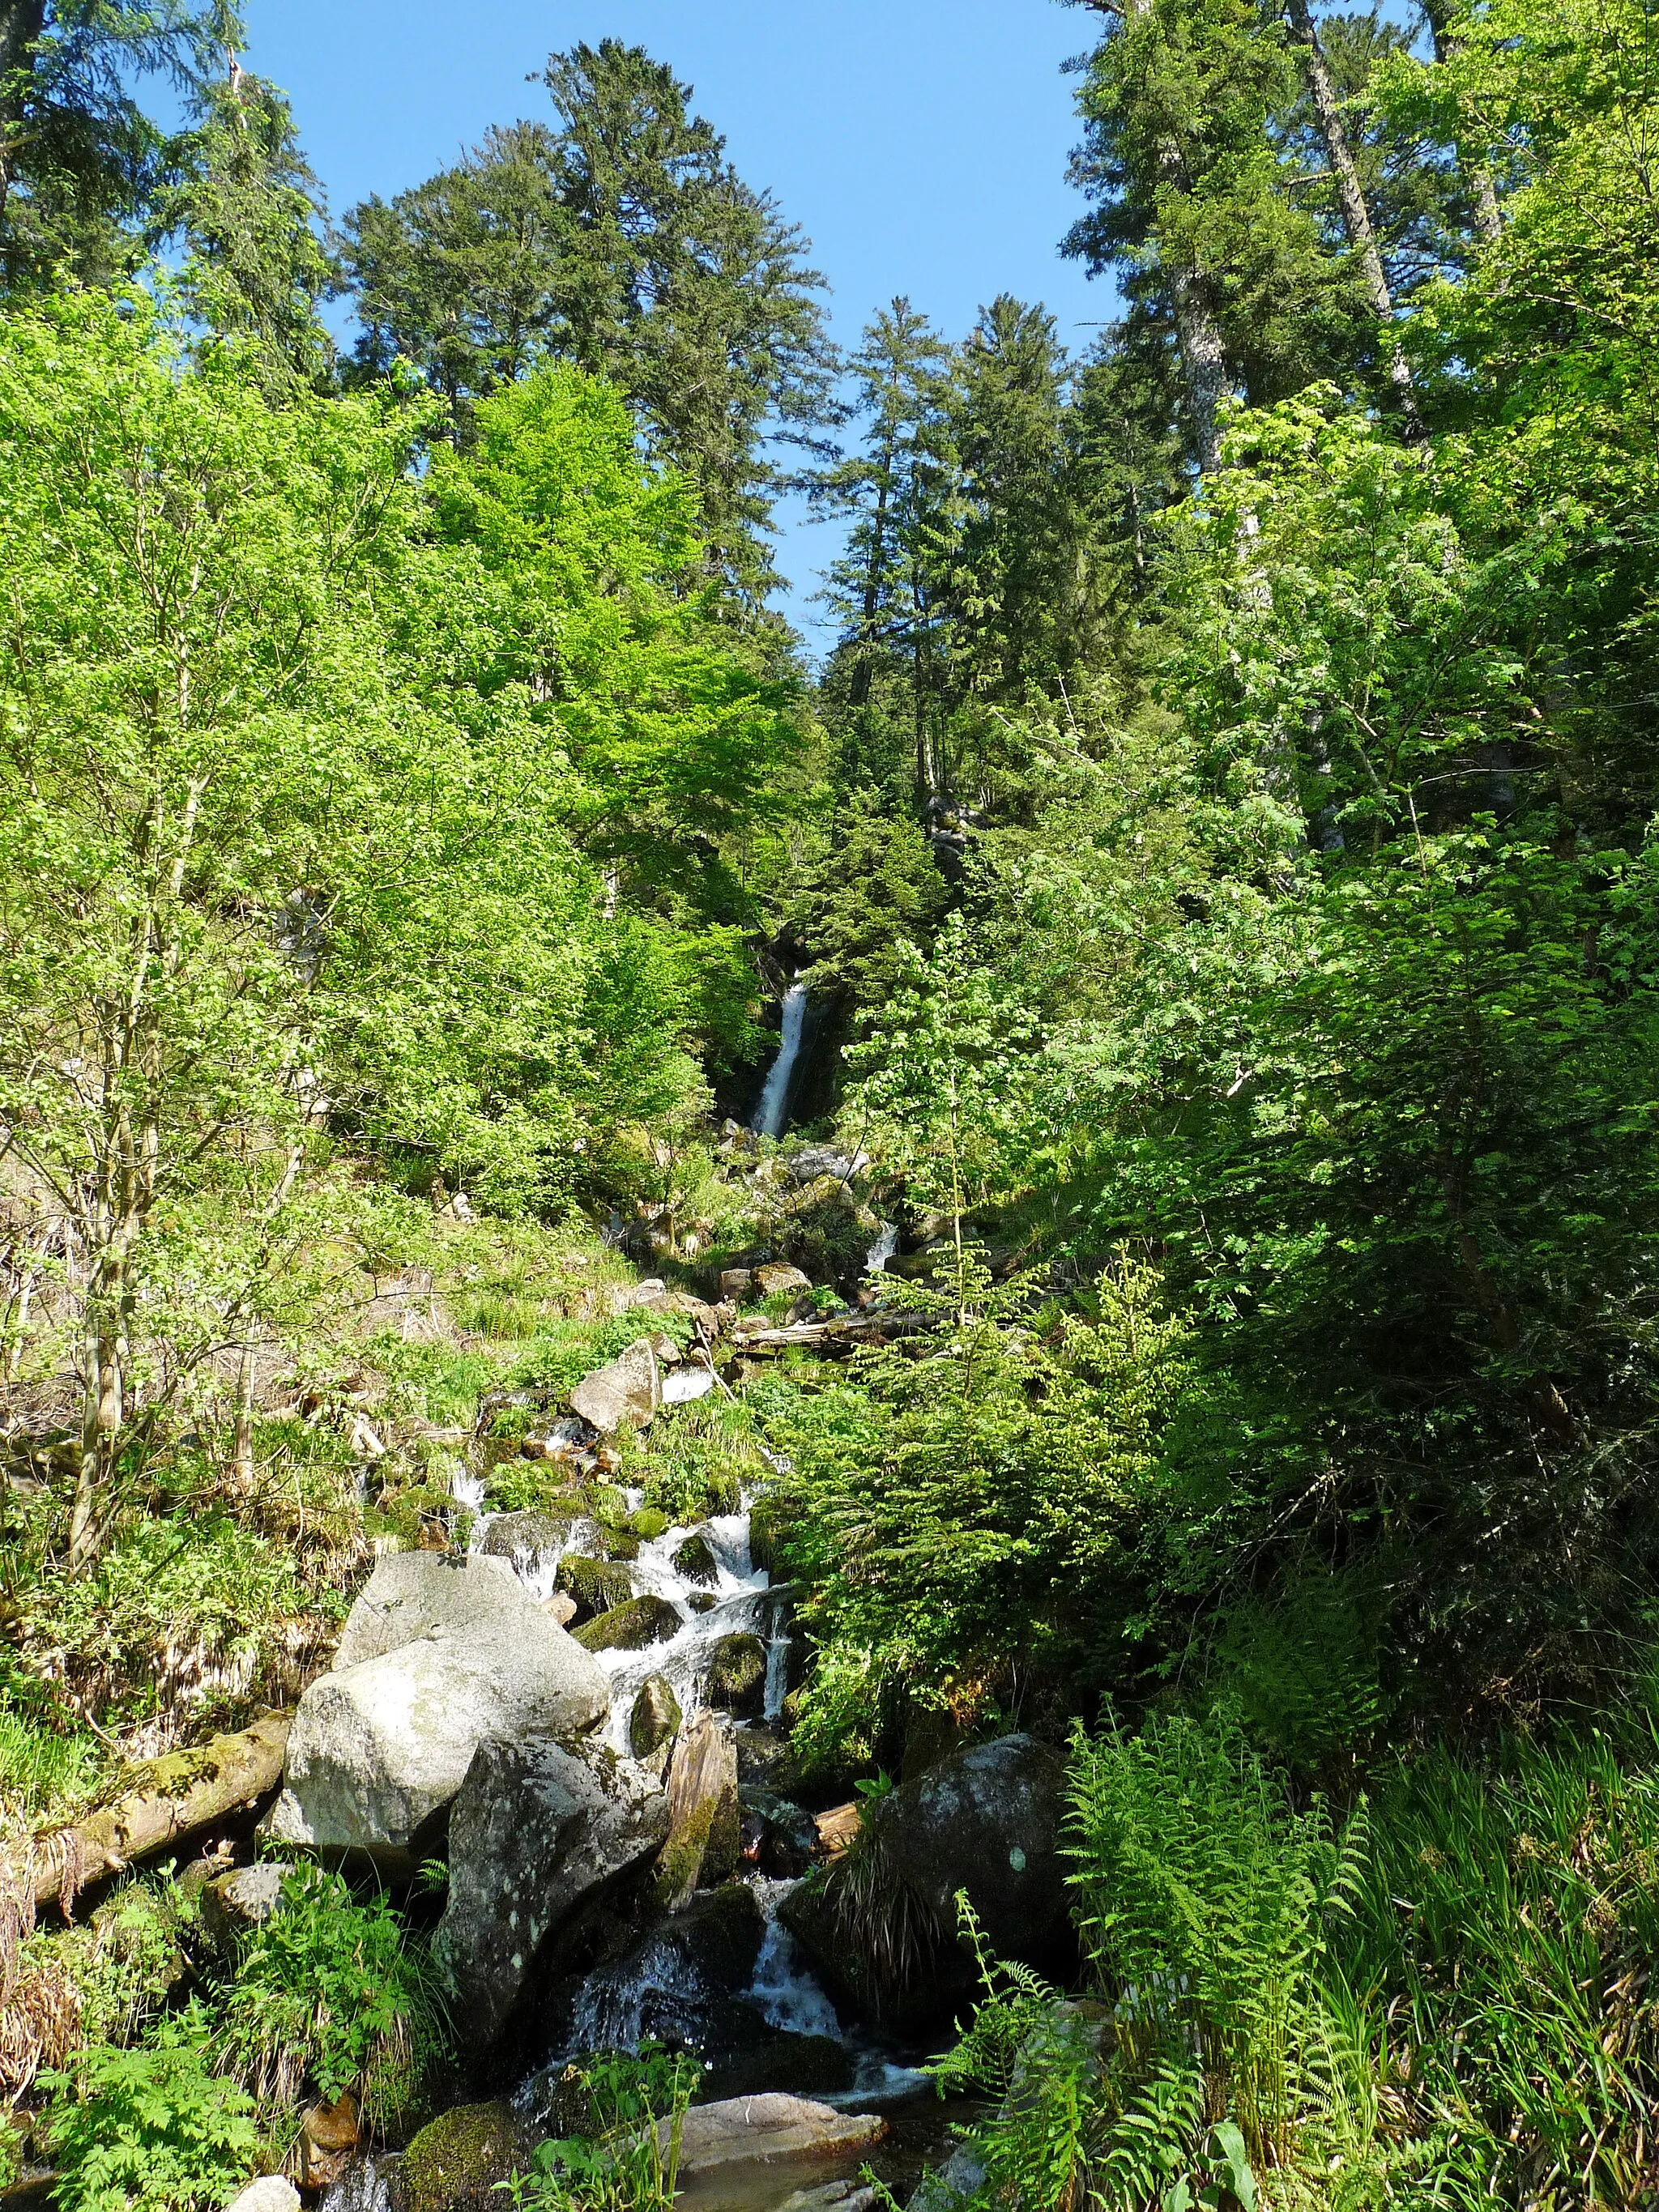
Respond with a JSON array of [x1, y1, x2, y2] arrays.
[[0, 0, 46, 229], [1424, 0, 1503, 245], [1282, 0, 1420, 429]]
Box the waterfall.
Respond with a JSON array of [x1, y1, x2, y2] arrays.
[[752, 981, 808, 1140], [865, 1222, 899, 1273]]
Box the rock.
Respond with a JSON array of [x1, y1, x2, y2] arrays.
[[671, 1533, 719, 1586], [542, 1593, 578, 1627], [689, 1592, 719, 1613], [544, 1884, 766, 2056], [267, 1554, 609, 1874], [748, 1494, 788, 1575], [787, 1148, 869, 1186], [663, 2095, 885, 2180], [224, 2181, 300, 2212], [199, 1862, 291, 1951], [298, 2092, 359, 2189], [399, 2102, 534, 2212], [556, 1554, 634, 1623], [813, 1803, 862, 1858], [435, 1737, 669, 2047], [701, 2010, 855, 2103], [783, 2185, 877, 2212], [478, 1511, 577, 1567], [706, 1631, 767, 1717], [573, 1595, 681, 1652], [629, 1506, 671, 1540], [756, 1262, 813, 1299], [655, 1711, 740, 1907], [740, 1788, 817, 1876], [908, 2146, 989, 2212], [719, 1268, 753, 1302], [570, 1338, 662, 1434], [872, 1733, 1070, 1971], [629, 1673, 682, 1760]]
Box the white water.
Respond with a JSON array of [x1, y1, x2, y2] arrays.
[[865, 1221, 900, 1273], [752, 982, 808, 1140]]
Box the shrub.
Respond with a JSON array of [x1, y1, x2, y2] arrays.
[[42, 2007, 262, 2212], [214, 1863, 448, 2133], [501, 2045, 697, 2212]]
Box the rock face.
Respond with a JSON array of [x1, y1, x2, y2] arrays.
[[663, 2095, 885, 2180], [435, 1735, 669, 2047], [268, 1554, 609, 1873], [570, 1338, 662, 1434], [655, 1711, 740, 1907]]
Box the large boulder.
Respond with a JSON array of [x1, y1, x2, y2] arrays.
[[434, 1735, 669, 2047], [570, 1338, 662, 1434], [663, 2096, 885, 2181], [267, 1554, 609, 1874], [783, 1735, 1071, 2027]]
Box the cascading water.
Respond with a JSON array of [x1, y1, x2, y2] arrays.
[[865, 1222, 900, 1273], [752, 981, 809, 1140]]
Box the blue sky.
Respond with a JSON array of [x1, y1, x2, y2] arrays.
[[241, 1, 1113, 646]]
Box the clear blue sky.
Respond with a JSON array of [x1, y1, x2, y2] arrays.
[[239, 1, 1113, 645]]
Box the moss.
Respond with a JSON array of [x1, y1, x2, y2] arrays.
[[573, 1595, 681, 1652], [672, 1533, 719, 1587], [400, 2101, 522, 2212], [555, 1554, 634, 1622], [629, 1506, 671, 1541], [707, 1632, 767, 1717]]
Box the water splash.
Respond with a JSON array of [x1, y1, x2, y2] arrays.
[[753, 981, 809, 1140], [865, 1222, 899, 1273]]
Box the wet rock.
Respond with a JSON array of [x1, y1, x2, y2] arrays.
[[267, 1554, 609, 1874], [663, 2095, 885, 2180], [756, 1262, 813, 1300], [548, 1882, 766, 2055], [689, 1591, 719, 1614], [399, 2102, 535, 2212], [655, 1711, 740, 1907], [435, 1737, 669, 2047], [573, 1594, 681, 1652], [740, 1788, 817, 1876], [570, 1339, 662, 1434], [200, 1862, 291, 1952], [556, 1554, 634, 1623], [629, 1673, 682, 1760], [224, 2180, 300, 2212], [706, 1631, 767, 1718], [478, 1511, 577, 1566], [782, 2184, 878, 2212], [298, 2091, 359, 2189], [699, 2003, 856, 2103], [671, 1533, 719, 1586], [787, 1148, 868, 1186]]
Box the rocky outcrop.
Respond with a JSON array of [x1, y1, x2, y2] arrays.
[[268, 1554, 608, 1874], [655, 1711, 739, 1907], [434, 1735, 669, 2047], [663, 2095, 885, 2181]]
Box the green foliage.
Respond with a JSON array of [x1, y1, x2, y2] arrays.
[[42, 2007, 262, 2212], [500, 2046, 697, 2212], [213, 1862, 448, 2132]]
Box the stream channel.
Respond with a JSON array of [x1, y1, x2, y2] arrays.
[[420, 1470, 962, 2209]]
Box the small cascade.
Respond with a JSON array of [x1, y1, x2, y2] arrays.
[[762, 1596, 791, 1722], [865, 1221, 899, 1273], [752, 980, 809, 1139]]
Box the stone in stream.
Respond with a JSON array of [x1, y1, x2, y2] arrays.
[[267, 1554, 609, 1875], [671, 1531, 719, 1585], [629, 1672, 682, 1759], [658, 2095, 885, 2182], [706, 1630, 767, 1717], [477, 1509, 577, 1566], [397, 2100, 538, 2212], [223, 2181, 300, 2212], [655, 1710, 740, 1907], [572, 1593, 681, 1652], [434, 1736, 669, 2047], [555, 1553, 634, 1624], [569, 1337, 662, 1434]]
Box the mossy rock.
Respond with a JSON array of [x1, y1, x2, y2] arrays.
[[585, 1481, 629, 1527], [629, 1672, 683, 1758], [707, 1631, 767, 1717], [689, 1591, 718, 1614], [702, 1469, 742, 1518], [601, 1528, 642, 1562], [555, 1554, 634, 1623], [748, 1496, 790, 1576], [400, 2101, 527, 2212], [629, 1505, 671, 1541], [672, 1533, 719, 1587], [574, 1595, 682, 1652]]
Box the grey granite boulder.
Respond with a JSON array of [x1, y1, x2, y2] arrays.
[[267, 1554, 609, 1875], [434, 1735, 669, 2046]]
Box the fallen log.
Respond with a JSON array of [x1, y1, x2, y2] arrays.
[[16, 1711, 292, 1912], [733, 1310, 927, 1355]]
